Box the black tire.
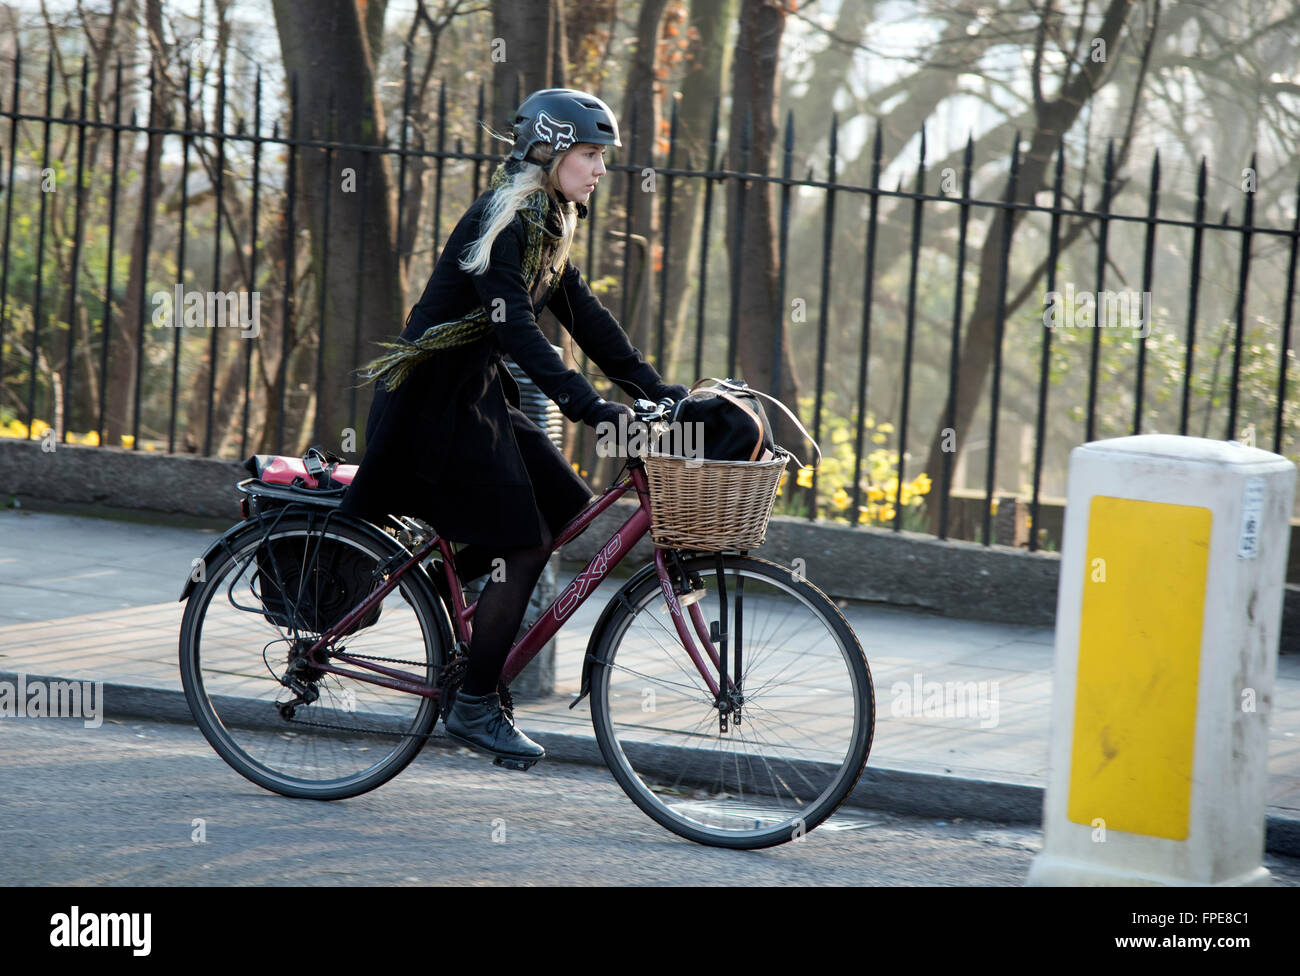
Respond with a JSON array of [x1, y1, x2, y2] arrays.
[[588, 554, 874, 849], [179, 511, 449, 800]]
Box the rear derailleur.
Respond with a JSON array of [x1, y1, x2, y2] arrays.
[[276, 639, 324, 719]]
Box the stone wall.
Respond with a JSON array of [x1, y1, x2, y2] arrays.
[[4, 437, 1297, 647]]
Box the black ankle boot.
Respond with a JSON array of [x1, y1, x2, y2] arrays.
[[444, 691, 546, 762]]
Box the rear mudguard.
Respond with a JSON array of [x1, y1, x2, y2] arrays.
[[570, 559, 665, 709], [177, 509, 435, 608], [178, 525, 245, 603]]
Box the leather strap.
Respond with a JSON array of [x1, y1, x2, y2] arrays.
[[711, 389, 766, 461], [689, 377, 822, 468]]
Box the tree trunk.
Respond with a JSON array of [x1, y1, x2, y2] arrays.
[[562, 0, 618, 92], [104, 0, 166, 447], [182, 259, 243, 453], [272, 0, 406, 455], [920, 0, 1137, 527], [781, 0, 876, 152], [618, 0, 669, 352], [255, 206, 292, 454], [360, 0, 388, 64], [490, 0, 563, 126], [728, 0, 801, 449], [663, 0, 736, 382], [211, 323, 251, 457]]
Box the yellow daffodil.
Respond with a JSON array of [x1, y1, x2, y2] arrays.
[[831, 487, 850, 509], [796, 466, 814, 489]]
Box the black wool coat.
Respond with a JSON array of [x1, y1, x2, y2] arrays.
[[338, 187, 668, 549]]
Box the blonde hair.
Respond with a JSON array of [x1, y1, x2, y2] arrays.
[[459, 141, 580, 287]]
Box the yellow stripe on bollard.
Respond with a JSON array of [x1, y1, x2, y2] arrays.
[[1067, 496, 1212, 841]]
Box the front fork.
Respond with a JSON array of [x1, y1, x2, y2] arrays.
[[656, 548, 745, 733]]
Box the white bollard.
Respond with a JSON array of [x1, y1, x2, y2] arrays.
[[1027, 434, 1294, 886]]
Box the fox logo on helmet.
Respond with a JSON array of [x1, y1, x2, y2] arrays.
[[534, 110, 577, 152]]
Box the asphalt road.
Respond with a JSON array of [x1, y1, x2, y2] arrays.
[[4, 715, 1299, 887]]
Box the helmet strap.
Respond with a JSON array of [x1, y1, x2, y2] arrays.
[[504, 156, 539, 175]]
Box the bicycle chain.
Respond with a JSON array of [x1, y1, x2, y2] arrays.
[[281, 713, 442, 739], [326, 649, 432, 668], [277, 649, 516, 736]]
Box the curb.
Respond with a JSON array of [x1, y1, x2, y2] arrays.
[[8, 670, 1299, 860]]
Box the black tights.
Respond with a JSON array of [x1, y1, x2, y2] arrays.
[[456, 512, 554, 696]]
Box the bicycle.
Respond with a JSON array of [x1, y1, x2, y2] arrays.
[[177, 398, 875, 849]]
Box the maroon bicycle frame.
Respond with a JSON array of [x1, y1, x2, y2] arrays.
[[299, 462, 731, 702]]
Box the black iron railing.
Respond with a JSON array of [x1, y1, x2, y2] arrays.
[[2, 48, 1297, 550]]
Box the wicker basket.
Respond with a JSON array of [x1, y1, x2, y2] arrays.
[[643, 449, 790, 551]]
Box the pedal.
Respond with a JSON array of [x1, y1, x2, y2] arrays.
[[493, 756, 540, 772]]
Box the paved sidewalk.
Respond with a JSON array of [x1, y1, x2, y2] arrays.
[[2, 507, 1298, 853]]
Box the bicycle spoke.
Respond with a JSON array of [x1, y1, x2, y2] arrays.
[[180, 516, 444, 800], [591, 555, 873, 848], [625, 607, 717, 695], [604, 662, 714, 701]]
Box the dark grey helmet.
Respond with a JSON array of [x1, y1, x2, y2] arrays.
[[510, 88, 621, 164]]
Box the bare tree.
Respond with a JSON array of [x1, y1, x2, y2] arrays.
[[728, 0, 802, 448], [490, 0, 567, 126], [104, 0, 166, 446], [394, 0, 483, 285], [615, 0, 669, 350], [271, 0, 407, 452], [662, 0, 737, 380], [919, 0, 1141, 527]]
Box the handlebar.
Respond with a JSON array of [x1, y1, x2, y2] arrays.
[[631, 397, 675, 423], [614, 398, 676, 462]]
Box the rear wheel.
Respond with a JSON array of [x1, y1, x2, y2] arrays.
[[588, 554, 874, 848], [178, 510, 449, 800]]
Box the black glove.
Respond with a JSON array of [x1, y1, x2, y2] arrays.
[[581, 397, 635, 431], [652, 383, 691, 404]]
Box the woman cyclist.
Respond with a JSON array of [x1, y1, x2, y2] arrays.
[[340, 88, 687, 765]]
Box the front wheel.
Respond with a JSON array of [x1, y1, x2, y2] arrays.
[[588, 554, 874, 848]]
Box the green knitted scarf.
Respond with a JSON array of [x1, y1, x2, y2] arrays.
[[359, 163, 561, 391]]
